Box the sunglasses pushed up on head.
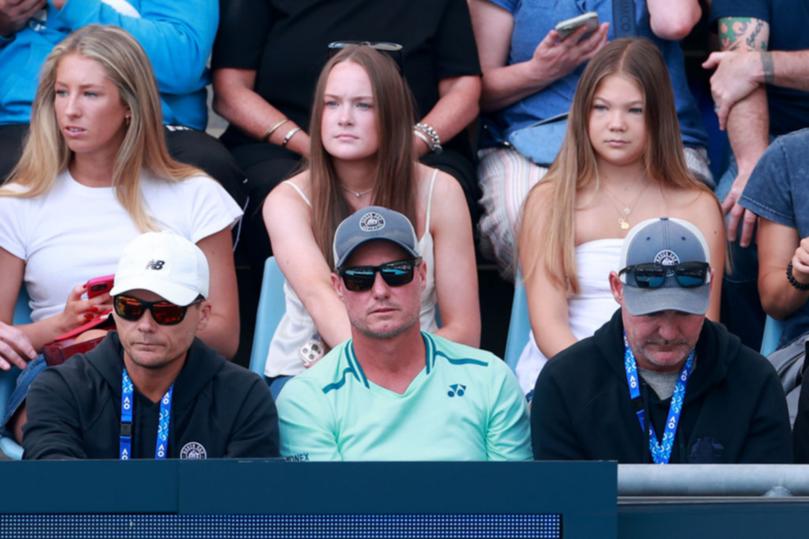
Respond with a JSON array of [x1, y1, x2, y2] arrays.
[[327, 41, 404, 72], [339, 258, 421, 292], [113, 295, 202, 325], [619, 261, 710, 289]]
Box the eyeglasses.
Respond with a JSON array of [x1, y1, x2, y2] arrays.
[[113, 295, 202, 326], [339, 258, 420, 292], [619, 262, 710, 289], [327, 41, 404, 72]]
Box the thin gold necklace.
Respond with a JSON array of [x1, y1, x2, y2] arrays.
[[599, 178, 650, 231], [340, 185, 373, 199]]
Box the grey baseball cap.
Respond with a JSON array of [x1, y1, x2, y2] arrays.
[[618, 217, 711, 316], [333, 206, 420, 269]]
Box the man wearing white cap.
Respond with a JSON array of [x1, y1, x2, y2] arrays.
[[23, 232, 278, 460], [532, 217, 792, 463]]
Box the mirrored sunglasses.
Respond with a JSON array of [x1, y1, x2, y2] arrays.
[[113, 295, 201, 326], [619, 261, 710, 289], [339, 258, 420, 292]]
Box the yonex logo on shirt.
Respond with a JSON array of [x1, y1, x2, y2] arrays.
[[447, 384, 467, 397]]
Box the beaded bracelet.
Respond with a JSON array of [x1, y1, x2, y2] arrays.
[[786, 262, 809, 290], [281, 127, 302, 147], [262, 118, 288, 142], [414, 122, 442, 153]]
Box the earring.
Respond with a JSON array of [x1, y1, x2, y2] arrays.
[[125, 114, 131, 126]]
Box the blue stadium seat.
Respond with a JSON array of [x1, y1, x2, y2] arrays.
[[248, 257, 286, 376], [504, 277, 530, 372], [760, 316, 785, 357], [0, 289, 32, 460]]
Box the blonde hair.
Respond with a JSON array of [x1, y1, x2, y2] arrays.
[[519, 38, 711, 293], [308, 45, 417, 268], [2, 25, 200, 230]]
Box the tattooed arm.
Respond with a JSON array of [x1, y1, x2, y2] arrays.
[[702, 17, 770, 129], [702, 17, 770, 246], [757, 50, 809, 91]]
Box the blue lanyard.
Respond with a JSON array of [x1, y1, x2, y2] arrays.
[[120, 369, 173, 460], [622, 334, 695, 464]]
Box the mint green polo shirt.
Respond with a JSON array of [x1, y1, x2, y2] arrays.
[[277, 332, 531, 461]]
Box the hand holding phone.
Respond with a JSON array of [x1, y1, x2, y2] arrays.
[[555, 12, 599, 41]]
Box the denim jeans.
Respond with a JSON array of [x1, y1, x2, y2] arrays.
[[1, 355, 47, 436]]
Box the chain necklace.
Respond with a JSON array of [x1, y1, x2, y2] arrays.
[[600, 178, 651, 231], [340, 185, 373, 199]]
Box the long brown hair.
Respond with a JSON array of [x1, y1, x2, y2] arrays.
[[308, 45, 417, 267], [2, 25, 200, 230], [519, 38, 711, 293]]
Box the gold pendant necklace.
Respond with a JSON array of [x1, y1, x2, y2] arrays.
[[601, 179, 650, 231]]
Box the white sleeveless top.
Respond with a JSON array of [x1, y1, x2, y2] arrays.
[[264, 171, 439, 378], [515, 238, 622, 394]]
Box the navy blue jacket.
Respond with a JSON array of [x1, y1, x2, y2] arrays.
[[24, 333, 279, 460], [532, 310, 792, 463]]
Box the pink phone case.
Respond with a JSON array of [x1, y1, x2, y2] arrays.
[[86, 274, 115, 298]]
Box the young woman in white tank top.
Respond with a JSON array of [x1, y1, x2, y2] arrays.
[[261, 46, 479, 382], [516, 40, 726, 395]]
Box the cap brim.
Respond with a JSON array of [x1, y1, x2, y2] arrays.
[[336, 238, 420, 269], [623, 284, 709, 316], [110, 277, 200, 306]]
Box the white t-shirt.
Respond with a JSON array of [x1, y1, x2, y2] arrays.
[[0, 170, 242, 322]]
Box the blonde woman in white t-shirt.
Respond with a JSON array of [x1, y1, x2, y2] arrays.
[[0, 26, 242, 442]]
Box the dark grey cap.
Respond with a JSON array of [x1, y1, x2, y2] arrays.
[[619, 217, 711, 316], [332, 206, 420, 269]]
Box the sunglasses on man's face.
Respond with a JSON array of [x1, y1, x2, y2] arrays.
[[339, 258, 420, 292], [113, 295, 201, 326], [619, 261, 710, 289], [327, 41, 404, 72]]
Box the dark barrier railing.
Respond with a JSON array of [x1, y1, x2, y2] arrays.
[[6, 460, 809, 538], [0, 460, 616, 539]]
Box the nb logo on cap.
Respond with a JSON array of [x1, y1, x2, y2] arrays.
[[145, 260, 165, 271]]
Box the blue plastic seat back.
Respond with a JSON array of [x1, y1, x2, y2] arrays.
[[760, 316, 785, 357], [504, 277, 530, 372], [248, 257, 287, 376]]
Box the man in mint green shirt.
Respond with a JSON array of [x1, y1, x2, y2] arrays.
[[276, 207, 531, 461]]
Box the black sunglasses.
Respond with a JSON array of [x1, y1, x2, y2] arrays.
[[619, 261, 710, 289], [327, 41, 404, 72], [339, 258, 420, 292], [113, 295, 202, 326]]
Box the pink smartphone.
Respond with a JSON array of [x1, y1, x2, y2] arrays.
[[86, 274, 115, 299]]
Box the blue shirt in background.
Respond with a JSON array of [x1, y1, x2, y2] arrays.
[[740, 128, 809, 347], [482, 0, 707, 149], [0, 0, 217, 131]]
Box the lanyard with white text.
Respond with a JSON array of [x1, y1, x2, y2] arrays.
[[622, 334, 695, 464], [119, 368, 173, 460]]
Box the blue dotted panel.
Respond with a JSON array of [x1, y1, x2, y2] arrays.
[[0, 514, 561, 538]]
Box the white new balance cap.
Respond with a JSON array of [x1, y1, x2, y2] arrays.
[[110, 232, 209, 306]]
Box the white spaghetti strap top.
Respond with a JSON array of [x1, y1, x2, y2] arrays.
[[284, 180, 312, 207], [264, 170, 440, 378]]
